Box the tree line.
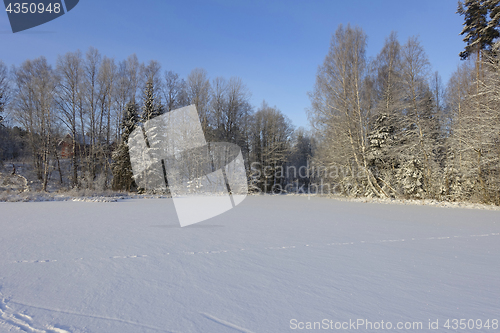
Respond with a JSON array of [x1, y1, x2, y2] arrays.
[[308, 0, 500, 205], [0, 50, 303, 192]]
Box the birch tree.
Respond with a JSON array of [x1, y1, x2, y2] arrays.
[[309, 24, 386, 197], [187, 68, 211, 134], [445, 60, 476, 192], [0, 60, 8, 127], [163, 70, 187, 112], [0, 60, 10, 162], [11, 57, 57, 191], [56, 50, 83, 187], [366, 32, 404, 196], [397, 36, 436, 198]]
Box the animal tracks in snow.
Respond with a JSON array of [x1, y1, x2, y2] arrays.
[[0, 295, 70, 333], [110, 254, 148, 259], [10, 232, 500, 265], [15, 259, 57, 264], [184, 250, 228, 255]]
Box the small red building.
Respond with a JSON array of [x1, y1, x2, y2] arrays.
[[58, 133, 115, 159], [58, 134, 74, 159]]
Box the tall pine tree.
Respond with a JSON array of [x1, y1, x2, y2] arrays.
[[112, 101, 139, 191], [141, 78, 163, 123], [485, 0, 500, 31], [458, 0, 499, 60]]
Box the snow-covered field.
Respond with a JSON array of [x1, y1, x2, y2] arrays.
[[0, 196, 499, 332]]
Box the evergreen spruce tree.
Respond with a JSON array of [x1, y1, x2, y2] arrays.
[[141, 79, 162, 123], [112, 101, 139, 191], [485, 0, 500, 30], [366, 113, 398, 196], [458, 0, 499, 60], [396, 159, 425, 199]]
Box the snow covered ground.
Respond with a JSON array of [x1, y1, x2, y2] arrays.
[[0, 196, 499, 332]]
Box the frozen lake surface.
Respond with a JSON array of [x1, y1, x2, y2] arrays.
[[0, 196, 499, 332]]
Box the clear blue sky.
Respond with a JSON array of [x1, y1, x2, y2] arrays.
[[1, 0, 466, 129]]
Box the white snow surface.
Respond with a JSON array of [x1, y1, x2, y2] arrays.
[[0, 196, 499, 332]]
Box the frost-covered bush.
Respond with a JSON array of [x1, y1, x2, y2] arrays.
[[396, 159, 425, 199]]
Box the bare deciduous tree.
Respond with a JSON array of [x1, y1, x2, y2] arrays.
[[0, 60, 8, 127], [163, 70, 187, 112], [56, 50, 83, 187], [187, 68, 211, 134], [12, 57, 58, 191], [250, 101, 293, 192], [309, 24, 386, 197]]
